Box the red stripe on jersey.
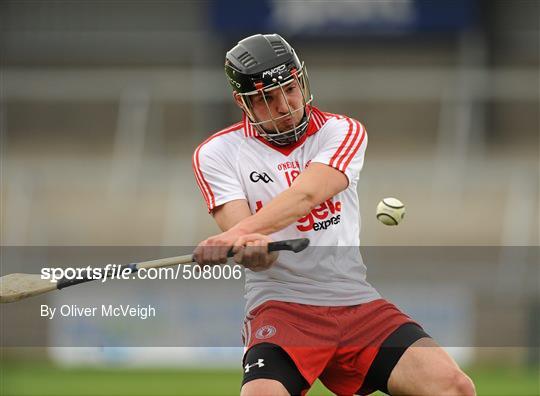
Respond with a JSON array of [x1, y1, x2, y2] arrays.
[[312, 111, 323, 128], [243, 114, 257, 137], [192, 147, 215, 209], [318, 112, 327, 126], [329, 118, 354, 168], [192, 161, 211, 208], [193, 123, 242, 211], [341, 122, 366, 172], [310, 107, 328, 129], [323, 111, 344, 120], [336, 119, 360, 171], [309, 108, 319, 126]]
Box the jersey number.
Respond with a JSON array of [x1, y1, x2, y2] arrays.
[[284, 170, 300, 187]]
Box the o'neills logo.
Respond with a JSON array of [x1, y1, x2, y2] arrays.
[[296, 198, 342, 232]]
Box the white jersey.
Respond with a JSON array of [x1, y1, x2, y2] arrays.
[[193, 107, 380, 312]]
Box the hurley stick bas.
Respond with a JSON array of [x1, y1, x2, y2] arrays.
[[0, 238, 310, 303]]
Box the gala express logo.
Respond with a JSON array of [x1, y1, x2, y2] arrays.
[[254, 197, 342, 232], [296, 198, 342, 232], [254, 164, 342, 232]]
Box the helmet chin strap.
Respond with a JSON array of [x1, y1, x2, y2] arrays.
[[258, 112, 309, 146]]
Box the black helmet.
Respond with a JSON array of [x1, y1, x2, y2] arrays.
[[225, 33, 313, 146]]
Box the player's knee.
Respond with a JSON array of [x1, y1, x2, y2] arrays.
[[241, 378, 290, 396], [438, 369, 476, 396]]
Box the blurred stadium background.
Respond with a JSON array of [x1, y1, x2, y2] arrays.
[[1, 1, 538, 395]]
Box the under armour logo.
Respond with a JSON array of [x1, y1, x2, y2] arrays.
[[244, 358, 265, 373], [250, 171, 274, 183]]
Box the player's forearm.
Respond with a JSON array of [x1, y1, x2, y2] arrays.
[[230, 187, 314, 235], [229, 164, 348, 236]]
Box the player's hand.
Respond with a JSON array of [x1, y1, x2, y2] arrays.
[[232, 234, 278, 272], [193, 229, 242, 267]]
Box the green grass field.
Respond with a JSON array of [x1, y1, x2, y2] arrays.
[[1, 361, 538, 396]]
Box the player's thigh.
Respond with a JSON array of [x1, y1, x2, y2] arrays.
[[387, 337, 475, 396]]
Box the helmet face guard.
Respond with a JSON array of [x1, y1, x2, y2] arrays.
[[237, 63, 313, 146], [225, 34, 314, 146]]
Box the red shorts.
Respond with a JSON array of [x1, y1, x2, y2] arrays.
[[242, 299, 417, 395]]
